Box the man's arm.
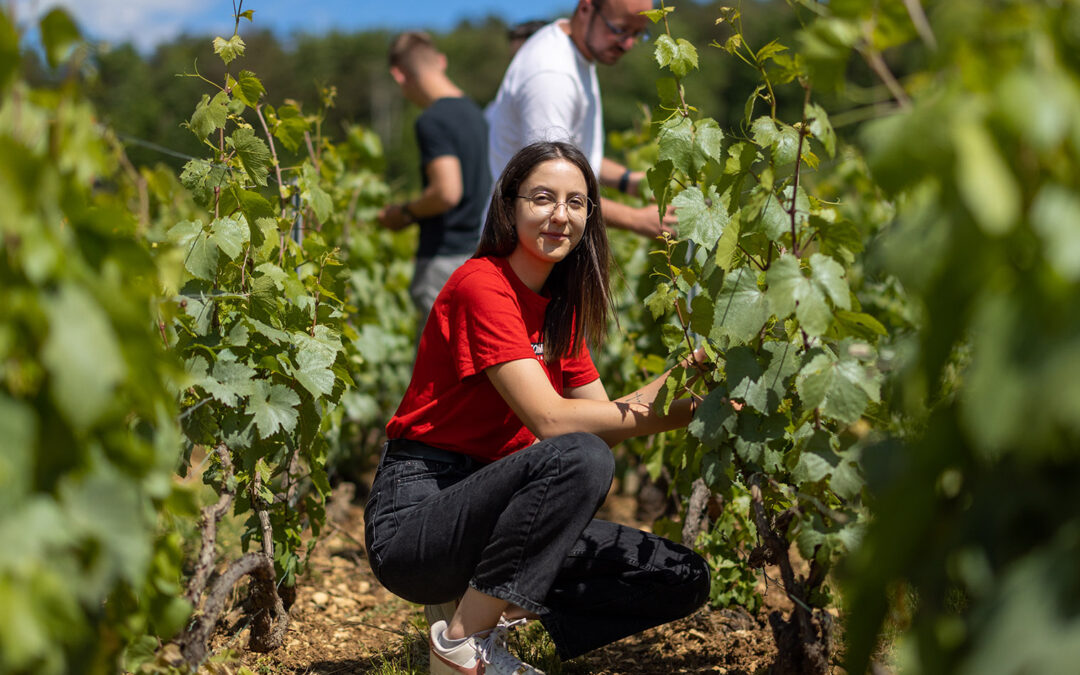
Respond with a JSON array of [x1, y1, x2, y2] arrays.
[[377, 155, 464, 230], [597, 158, 676, 237]]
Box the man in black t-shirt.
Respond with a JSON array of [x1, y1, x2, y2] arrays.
[[378, 32, 491, 340]]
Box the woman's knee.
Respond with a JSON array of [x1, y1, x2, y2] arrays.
[[555, 431, 614, 488], [676, 550, 713, 616]]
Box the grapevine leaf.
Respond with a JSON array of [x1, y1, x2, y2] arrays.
[[227, 127, 271, 187], [751, 116, 780, 147], [249, 275, 280, 323], [796, 286, 834, 337], [232, 70, 265, 108], [41, 285, 126, 430], [227, 321, 250, 347], [768, 254, 803, 321], [672, 185, 728, 248], [654, 34, 677, 70], [658, 116, 694, 177], [643, 6, 674, 22], [761, 340, 800, 410], [1031, 183, 1080, 281], [207, 357, 257, 406], [954, 118, 1019, 235], [301, 163, 333, 223], [733, 412, 786, 465], [670, 38, 699, 78], [714, 212, 741, 273], [210, 216, 248, 260], [644, 282, 677, 319], [248, 381, 300, 438], [830, 310, 887, 341], [689, 292, 715, 336], [712, 266, 770, 344], [766, 254, 832, 336], [59, 471, 149, 585], [176, 222, 219, 281], [654, 365, 686, 416], [725, 346, 767, 412], [830, 456, 864, 500], [188, 92, 229, 140], [656, 77, 680, 109], [693, 118, 725, 169], [220, 416, 254, 452], [806, 102, 836, 158], [213, 34, 246, 65], [744, 85, 765, 128], [249, 317, 289, 344], [792, 448, 834, 483], [773, 123, 801, 166], [272, 104, 309, 154], [795, 520, 826, 561], [724, 141, 759, 176], [810, 253, 851, 310], [687, 387, 737, 449], [751, 116, 799, 166], [796, 348, 879, 424], [647, 159, 675, 214], [701, 449, 732, 491], [40, 8, 80, 69], [232, 187, 274, 225], [0, 396, 35, 508], [746, 186, 789, 241], [755, 39, 788, 63], [292, 333, 337, 399], [311, 324, 345, 355]]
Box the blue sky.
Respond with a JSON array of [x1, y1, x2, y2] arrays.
[[12, 1, 581, 52]]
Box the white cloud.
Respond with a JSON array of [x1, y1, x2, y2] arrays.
[[12, 0, 223, 51]]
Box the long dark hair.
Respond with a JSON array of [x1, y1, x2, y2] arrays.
[[475, 141, 612, 361]]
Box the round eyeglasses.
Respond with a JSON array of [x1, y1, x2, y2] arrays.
[[516, 192, 595, 224], [594, 1, 650, 42]]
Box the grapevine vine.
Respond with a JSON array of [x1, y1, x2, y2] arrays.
[[642, 4, 887, 672]]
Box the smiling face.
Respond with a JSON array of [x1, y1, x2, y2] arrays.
[[508, 158, 590, 286]]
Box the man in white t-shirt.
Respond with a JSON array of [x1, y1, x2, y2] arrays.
[[487, 0, 676, 238]]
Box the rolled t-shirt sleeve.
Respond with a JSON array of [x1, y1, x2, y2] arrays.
[[562, 344, 600, 389], [449, 271, 539, 379], [415, 114, 456, 164]]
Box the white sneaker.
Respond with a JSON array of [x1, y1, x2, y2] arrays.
[[428, 619, 544, 675]]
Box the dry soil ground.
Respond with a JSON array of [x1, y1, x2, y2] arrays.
[[210, 481, 835, 675]]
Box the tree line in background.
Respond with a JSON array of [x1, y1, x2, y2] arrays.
[[21, 1, 826, 184]]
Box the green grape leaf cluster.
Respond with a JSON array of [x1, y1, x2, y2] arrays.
[[644, 3, 886, 635], [0, 9, 190, 673]]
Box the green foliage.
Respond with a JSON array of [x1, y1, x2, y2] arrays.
[[0, 8, 189, 674], [644, 6, 892, 664], [166, 20, 356, 596], [810, 0, 1080, 672]]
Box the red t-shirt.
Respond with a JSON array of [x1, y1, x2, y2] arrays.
[[385, 256, 599, 462]]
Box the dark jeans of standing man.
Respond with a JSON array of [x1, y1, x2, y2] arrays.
[[363, 432, 711, 659]]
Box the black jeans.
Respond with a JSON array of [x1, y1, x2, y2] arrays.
[[363, 432, 711, 659]]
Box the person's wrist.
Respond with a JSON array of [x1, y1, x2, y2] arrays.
[[400, 202, 417, 223], [618, 168, 633, 195]]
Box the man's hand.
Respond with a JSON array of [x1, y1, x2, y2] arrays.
[[376, 203, 412, 231], [626, 203, 677, 238], [599, 197, 677, 239]]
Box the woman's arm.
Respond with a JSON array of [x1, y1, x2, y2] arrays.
[[485, 350, 703, 447]]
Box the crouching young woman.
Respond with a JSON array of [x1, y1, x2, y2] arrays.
[[364, 141, 711, 675]]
